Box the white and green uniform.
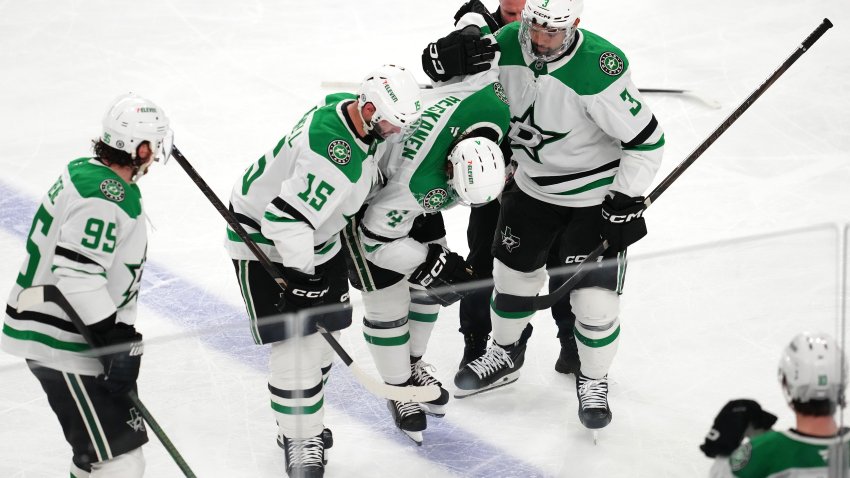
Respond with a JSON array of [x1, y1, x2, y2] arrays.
[[497, 23, 664, 206], [226, 92, 381, 275], [226, 93, 381, 441], [3, 158, 146, 375], [352, 67, 510, 384], [360, 74, 510, 276], [487, 24, 664, 381], [710, 429, 850, 478]]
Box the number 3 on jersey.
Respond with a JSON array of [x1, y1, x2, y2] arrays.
[[297, 173, 335, 211]]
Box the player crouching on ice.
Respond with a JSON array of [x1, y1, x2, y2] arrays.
[[341, 28, 510, 442], [225, 65, 422, 477], [2, 94, 171, 477]]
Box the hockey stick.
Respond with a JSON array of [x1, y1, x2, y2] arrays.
[[320, 80, 720, 107], [168, 146, 440, 403], [16, 285, 197, 478], [494, 18, 834, 313]]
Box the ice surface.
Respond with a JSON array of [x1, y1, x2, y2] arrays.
[[1, 0, 849, 476]]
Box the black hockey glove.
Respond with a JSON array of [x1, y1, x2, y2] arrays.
[[422, 25, 499, 83], [600, 191, 648, 253], [277, 267, 330, 312], [453, 0, 501, 33], [699, 399, 777, 458], [93, 323, 143, 396], [409, 244, 477, 306]]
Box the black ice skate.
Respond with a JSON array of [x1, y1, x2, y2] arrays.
[[576, 374, 612, 430], [410, 356, 449, 417], [387, 388, 427, 445], [554, 334, 581, 376], [453, 339, 526, 398], [458, 333, 489, 370], [277, 427, 333, 478]]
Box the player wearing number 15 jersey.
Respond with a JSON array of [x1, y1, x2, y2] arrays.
[[225, 65, 422, 477]]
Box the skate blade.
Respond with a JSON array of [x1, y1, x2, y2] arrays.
[[453, 372, 519, 399], [592, 430, 599, 445], [420, 403, 446, 418], [402, 430, 423, 446]]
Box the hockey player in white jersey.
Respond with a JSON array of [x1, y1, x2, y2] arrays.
[[701, 332, 850, 477], [225, 65, 422, 476], [427, 0, 665, 431], [2, 93, 171, 478], [342, 26, 511, 442]]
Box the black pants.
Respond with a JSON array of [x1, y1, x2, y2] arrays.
[[28, 360, 148, 471]]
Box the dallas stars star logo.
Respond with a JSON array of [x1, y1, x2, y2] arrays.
[[118, 249, 146, 308], [501, 226, 521, 252], [126, 407, 146, 432], [508, 104, 569, 163]]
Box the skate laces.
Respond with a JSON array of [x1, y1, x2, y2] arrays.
[[578, 375, 609, 410], [395, 400, 422, 419], [411, 360, 442, 387], [287, 435, 325, 468], [468, 344, 514, 378]]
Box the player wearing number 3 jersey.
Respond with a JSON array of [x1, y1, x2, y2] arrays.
[[225, 65, 422, 477]]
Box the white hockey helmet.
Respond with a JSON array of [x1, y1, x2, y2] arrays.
[[357, 65, 422, 144], [102, 93, 172, 162], [519, 0, 583, 62], [778, 332, 847, 406], [448, 137, 505, 206]]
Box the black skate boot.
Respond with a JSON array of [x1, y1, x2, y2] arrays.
[[459, 333, 489, 370], [576, 374, 612, 429], [387, 383, 427, 445], [410, 356, 449, 417], [278, 427, 333, 477], [454, 339, 527, 398], [554, 334, 581, 376]]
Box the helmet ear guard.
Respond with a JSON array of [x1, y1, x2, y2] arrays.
[[357, 65, 423, 143], [448, 137, 506, 206]]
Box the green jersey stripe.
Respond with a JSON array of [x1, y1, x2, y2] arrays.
[[554, 176, 615, 196], [227, 228, 274, 246], [263, 211, 299, 223], [2, 324, 89, 352], [623, 134, 665, 151]]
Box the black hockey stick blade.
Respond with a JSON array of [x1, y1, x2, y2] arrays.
[[495, 18, 834, 313], [169, 146, 440, 403], [16, 285, 198, 478]]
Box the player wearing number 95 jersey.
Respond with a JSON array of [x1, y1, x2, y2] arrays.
[[225, 65, 422, 477], [3, 93, 172, 477]]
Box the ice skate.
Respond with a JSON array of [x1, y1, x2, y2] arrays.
[[387, 396, 427, 445], [410, 357, 449, 417], [454, 339, 526, 398], [458, 333, 489, 370], [576, 373, 612, 432], [277, 427, 333, 478], [554, 334, 581, 376]]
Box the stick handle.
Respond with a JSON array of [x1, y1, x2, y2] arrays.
[[647, 18, 832, 206]]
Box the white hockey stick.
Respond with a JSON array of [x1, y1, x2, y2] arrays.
[[17, 285, 198, 478], [169, 146, 439, 404]]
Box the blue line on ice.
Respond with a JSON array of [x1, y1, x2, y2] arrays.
[[0, 179, 548, 478]]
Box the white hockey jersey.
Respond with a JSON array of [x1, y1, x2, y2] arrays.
[[3, 158, 147, 375], [226, 93, 381, 273], [496, 23, 664, 207], [359, 70, 510, 275]]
